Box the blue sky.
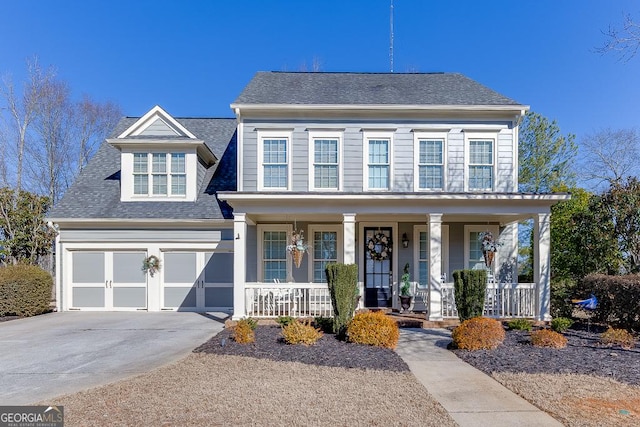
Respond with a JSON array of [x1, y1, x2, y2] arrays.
[[1, 0, 639, 141]]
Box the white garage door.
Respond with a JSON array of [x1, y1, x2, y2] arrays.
[[70, 251, 147, 310]]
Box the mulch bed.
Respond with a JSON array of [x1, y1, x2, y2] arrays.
[[194, 325, 410, 372], [453, 324, 640, 386], [0, 315, 20, 323]]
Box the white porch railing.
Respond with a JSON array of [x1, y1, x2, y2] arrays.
[[245, 283, 333, 318], [441, 282, 537, 319]]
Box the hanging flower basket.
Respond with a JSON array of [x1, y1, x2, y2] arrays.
[[287, 230, 309, 269], [142, 255, 160, 277], [483, 250, 495, 268], [367, 231, 392, 261], [478, 231, 501, 268]]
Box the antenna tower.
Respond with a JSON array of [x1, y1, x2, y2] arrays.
[[390, 0, 394, 72]]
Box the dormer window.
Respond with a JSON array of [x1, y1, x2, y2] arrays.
[[132, 152, 186, 196]]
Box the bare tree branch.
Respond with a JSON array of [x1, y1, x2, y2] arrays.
[[597, 13, 640, 61]]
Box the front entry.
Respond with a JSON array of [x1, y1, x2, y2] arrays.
[[364, 227, 392, 307]]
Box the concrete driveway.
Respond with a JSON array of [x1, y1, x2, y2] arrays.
[[0, 311, 227, 405]]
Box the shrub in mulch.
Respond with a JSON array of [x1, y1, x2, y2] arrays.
[[281, 319, 323, 345], [346, 311, 400, 349], [581, 274, 640, 331], [232, 319, 255, 344], [452, 317, 505, 350], [601, 327, 636, 350], [194, 325, 410, 372], [530, 329, 568, 348]]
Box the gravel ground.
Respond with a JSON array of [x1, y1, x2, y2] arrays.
[[46, 326, 456, 427]]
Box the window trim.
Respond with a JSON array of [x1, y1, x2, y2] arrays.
[[413, 131, 447, 191], [256, 224, 292, 282], [308, 131, 343, 191], [258, 130, 292, 191], [464, 225, 499, 273], [307, 225, 343, 282], [464, 131, 497, 192], [363, 131, 394, 191], [413, 225, 449, 288]]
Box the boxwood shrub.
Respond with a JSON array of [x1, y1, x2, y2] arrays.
[[0, 264, 52, 317], [580, 274, 640, 332]]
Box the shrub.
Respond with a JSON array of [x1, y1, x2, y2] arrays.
[[452, 269, 488, 321], [551, 277, 577, 318], [325, 263, 359, 336], [232, 319, 255, 344], [507, 318, 533, 331], [346, 311, 399, 349], [600, 327, 636, 349], [281, 319, 323, 345], [276, 316, 295, 327], [314, 316, 334, 334], [530, 329, 567, 348], [0, 264, 52, 317], [452, 317, 505, 350], [244, 317, 258, 330], [580, 274, 640, 331], [551, 317, 574, 333]]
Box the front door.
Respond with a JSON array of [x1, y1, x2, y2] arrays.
[[364, 227, 393, 307]]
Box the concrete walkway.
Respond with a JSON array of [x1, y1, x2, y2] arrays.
[[0, 312, 227, 405], [396, 328, 563, 427]]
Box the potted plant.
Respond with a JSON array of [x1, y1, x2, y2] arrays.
[[399, 262, 412, 312]]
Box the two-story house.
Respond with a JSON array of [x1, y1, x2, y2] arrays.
[[49, 72, 568, 321]]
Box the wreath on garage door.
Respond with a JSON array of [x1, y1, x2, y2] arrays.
[[142, 255, 161, 277], [366, 232, 392, 261]]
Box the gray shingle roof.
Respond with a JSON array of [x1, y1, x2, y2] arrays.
[[233, 72, 523, 106], [50, 118, 237, 220]]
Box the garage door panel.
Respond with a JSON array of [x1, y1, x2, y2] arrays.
[[113, 252, 146, 283], [164, 253, 197, 283], [164, 287, 196, 308], [204, 252, 233, 283], [72, 252, 104, 283], [204, 287, 232, 307], [72, 287, 105, 308], [113, 287, 146, 308]]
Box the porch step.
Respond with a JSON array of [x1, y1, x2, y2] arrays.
[[388, 312, 460, 329]]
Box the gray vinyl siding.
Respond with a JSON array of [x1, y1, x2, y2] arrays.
[[59, 228, 232, 243], [197, 157, 206, 189], [241, 119, 516, 193], [139, 118, 179, 136]]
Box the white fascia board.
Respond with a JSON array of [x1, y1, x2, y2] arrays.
[[231, 103, 530, 114], [46, 218, 232, 228], [117, 105, 197, 139], [106, 139, 217, 164], [219, 192, 570, 202]]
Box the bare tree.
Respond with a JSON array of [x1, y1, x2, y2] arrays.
[[579, 128, 640, 191], [75, 95, 121, 173], [598, 13, 640, 61]]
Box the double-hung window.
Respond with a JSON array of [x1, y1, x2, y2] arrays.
[[418, 139, 444, 190], [309, 226, 341, 282], [311, 136, 339, 190], [365, 132, 392, 190], [260, 133, 290, 190], [133, 152, 186, 196], [258, 225, 290, 282], [468, 139, 494, 191]]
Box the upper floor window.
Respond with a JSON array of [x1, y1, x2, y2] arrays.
[[418, 139, 444, 190], [468, 139, 494, 191], [258, 131, 291, 190], [309, 131, 342, 191], [133, 152, 186, 196], [364, 132, 393, 190]]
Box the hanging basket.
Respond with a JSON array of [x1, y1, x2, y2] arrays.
[[291, 248, 304, 268], [483, 250, 495, 268]]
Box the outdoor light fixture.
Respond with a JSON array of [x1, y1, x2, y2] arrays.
[[402, 232, 409, 248]]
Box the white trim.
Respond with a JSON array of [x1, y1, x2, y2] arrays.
[[363, 130, 394, 191], [118, 106, 197, 139], [412, 224, 449, 288], [307, 224, 343, 282], [231, 103, 530, 113], [220, 192, 570, 202], [358, 221, 398, 295], [464, 225, 499, 273], [308, 130, 343, 191], [464, 131, 498, 192], [413, 131, 448, 192], [256, 224, 293, 282], [237, 118, 244, 192], [257, 130, 293, 191]]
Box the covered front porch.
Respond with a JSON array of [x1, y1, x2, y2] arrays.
[[220, 192, 568, 321]]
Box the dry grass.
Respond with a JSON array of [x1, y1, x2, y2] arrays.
[[46, 353, 456, 427], [493, 372, 640, 427]]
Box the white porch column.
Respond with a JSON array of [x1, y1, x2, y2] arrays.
[[343, 213, 356, 264], [534, 212, 552, 321], [232, 213, 247, 320], [428, 214, 443, 321]]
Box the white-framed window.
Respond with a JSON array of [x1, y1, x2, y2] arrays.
[[132, 152, 186, 196], [414, 132, 446, 191], [258, 131, 292, 190], [257, 224, 292, 282], [464, 225, 499, 272], [413, 225, 449, 288], [309, 131, 342, 190], [467, 137, 495, 191], [364, 131, 393, 190], [308, 225, 342, 282]]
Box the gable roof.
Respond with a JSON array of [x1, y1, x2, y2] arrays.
[[49, 117, 237, 221], [232, 72, 525, 107]]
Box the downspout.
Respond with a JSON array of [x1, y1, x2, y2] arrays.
[[47, 221, 61, 312]]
